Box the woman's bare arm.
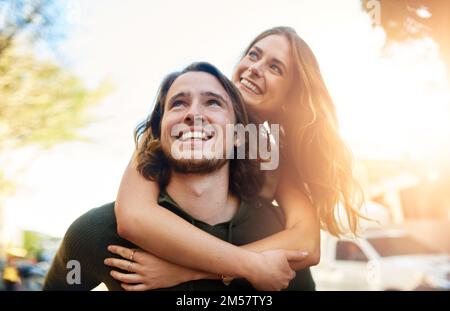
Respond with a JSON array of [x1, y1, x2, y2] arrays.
[[115, 157, 259, 279], [105, 245, 305, 291], [241, 167, 321, 270], [116, 156, 319, 280], [115, 161, 299, 291]]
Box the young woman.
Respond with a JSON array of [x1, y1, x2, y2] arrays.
[[105, 26, 364, 291]]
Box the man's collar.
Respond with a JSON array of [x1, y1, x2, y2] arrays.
[[157, 189, 179, 207], [157, 189, 251, 227]]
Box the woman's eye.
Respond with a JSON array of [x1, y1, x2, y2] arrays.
[[270, 64, 282, 75], [248, 50, 258, 60]]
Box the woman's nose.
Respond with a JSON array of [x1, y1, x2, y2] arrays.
[[247, 63, 262, 78]]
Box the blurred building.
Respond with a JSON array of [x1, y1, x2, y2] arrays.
[[357, 158, 450, 252]]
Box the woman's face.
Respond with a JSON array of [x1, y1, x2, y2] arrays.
[[232, 34, 296, 120]]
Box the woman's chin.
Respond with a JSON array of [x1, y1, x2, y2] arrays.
[[240, 91, 260, 106], [245, 103, 268, 121], [238, 92, 269, 120]]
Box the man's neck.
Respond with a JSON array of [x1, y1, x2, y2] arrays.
[[166, 163, 239, 225]]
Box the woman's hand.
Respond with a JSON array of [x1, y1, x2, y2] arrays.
[[246, 249, 308, 291], [105, 245, 307, 291], [104, 245, 198, 291]]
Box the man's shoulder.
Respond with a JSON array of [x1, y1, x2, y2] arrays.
[[232, 197, 285, 245], [246, 197, 285, 224], [68, 202, 116, 231], [63, 202, 118, 245], [43, 202, 120, 291]]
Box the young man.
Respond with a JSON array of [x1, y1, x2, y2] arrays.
[[43, 62, 315, 291]]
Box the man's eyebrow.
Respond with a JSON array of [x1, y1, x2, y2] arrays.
[[168, 92, 190, 103], [201, 91, 228, 103]]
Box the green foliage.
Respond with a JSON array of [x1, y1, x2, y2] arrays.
[[0, 49, 109, 150], [0, 1, 109, 247], [0, 0, 61, 57], [22, 230, 52, 258]]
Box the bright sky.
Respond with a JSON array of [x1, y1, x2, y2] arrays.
[[3, 0, 449, 238]]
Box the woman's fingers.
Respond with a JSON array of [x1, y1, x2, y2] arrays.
[[110, 270, 143, 284], [107, 245, 138, 261], [121, 283, 149, 291], [104, 258, 142, 273]]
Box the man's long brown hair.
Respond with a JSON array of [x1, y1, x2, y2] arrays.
[[242, 27, 365, 236], [134, 62, 263, 201]]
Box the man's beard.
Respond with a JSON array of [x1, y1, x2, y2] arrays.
[[162, 142, 228, 174]]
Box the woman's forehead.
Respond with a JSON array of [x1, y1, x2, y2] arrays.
[[252, 34, 293, 64]]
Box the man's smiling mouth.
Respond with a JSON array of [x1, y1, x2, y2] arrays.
[[175, 130, 214, 142]]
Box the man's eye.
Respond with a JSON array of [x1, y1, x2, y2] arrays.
[[207, 99, 221, 107], [171, 100, 185, 108], [270, 64, 282, 75]]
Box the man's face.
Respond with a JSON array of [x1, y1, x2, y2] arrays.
[[160, 71, 237, 173]]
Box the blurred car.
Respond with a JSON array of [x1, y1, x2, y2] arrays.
[[16, 261, 48, 291], [311, 229, 450, 290]]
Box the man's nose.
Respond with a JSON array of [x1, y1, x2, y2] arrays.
[[184, 102, 205, 126]]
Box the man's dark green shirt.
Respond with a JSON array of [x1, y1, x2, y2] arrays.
[[43, 191, 315, 291]]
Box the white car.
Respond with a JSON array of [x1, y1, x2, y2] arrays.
[[311, 229, 450, 290]]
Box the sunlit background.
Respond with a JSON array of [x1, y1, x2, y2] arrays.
[[1, 0, 449, 290]]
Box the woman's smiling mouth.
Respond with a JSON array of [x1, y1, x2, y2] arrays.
[[239, 78, 262, 95]]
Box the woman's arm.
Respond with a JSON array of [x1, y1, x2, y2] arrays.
[[116, 157, 295, 289], [241, 167, 321, 270], [115, 156, 319, 284], [105, 245, 303, 291]]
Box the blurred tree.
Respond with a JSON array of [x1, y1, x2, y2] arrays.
[[0, 0, 61, 59], [0, 1, 110, 250], [0, 49, 106, 152], [0, 0, 107, 155], [22, 230, 57, 259], [22, 230, 42, 259], [362, 0, 450, 79]]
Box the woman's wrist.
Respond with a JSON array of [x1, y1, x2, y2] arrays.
[[174, 268, 217, 282], [235, 251, 262, 282], [178, 248, 261, 283]]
